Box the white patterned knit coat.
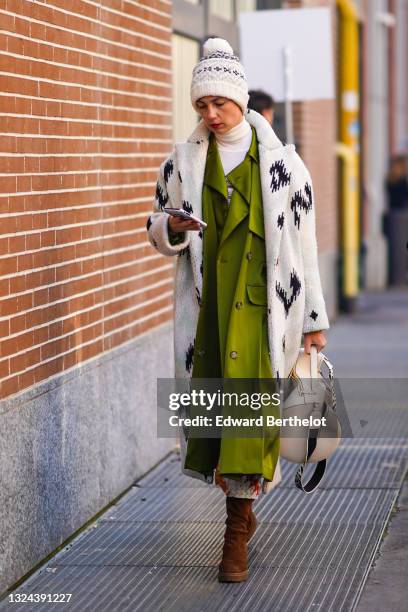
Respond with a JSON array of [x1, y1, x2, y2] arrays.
[[146, 109, 330, 489]]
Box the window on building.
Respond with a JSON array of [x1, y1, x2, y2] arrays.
[[172, 34, 200, 143], [236, 0, 257, 14], [209, 0, 234, 21]]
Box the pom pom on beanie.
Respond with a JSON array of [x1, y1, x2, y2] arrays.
[[202, 38, 234, 57]]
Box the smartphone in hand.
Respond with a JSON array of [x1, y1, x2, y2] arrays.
[[164, 207, 207, 229]]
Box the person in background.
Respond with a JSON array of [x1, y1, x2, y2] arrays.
[[248, 89, 275, 126], [383, 153, 408, 284], [385, 153, 408, 211]]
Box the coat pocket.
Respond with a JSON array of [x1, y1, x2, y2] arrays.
[[246, 284, 268, 306]]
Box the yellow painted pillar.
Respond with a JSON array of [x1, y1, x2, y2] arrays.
[[336, 0, 360, 311]]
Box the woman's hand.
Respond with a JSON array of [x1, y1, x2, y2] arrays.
[[168, 215, 201, 233], [303, 330, 327, 353]]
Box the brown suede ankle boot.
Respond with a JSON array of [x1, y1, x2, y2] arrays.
[[247, 504, 257, 542], [218, 497, 253, 582]]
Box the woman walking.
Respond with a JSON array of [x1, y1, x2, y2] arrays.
[[146, 38, 329, 582]]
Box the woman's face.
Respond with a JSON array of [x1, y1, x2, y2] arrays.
[[195, 96, 243, 135]]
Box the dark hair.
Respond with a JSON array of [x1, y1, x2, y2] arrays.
[[248, 90, 275, 114]]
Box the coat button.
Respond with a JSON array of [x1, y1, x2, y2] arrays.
[[246, 251, 253, 260], [229, 351, 238, 359], [235, 301, 243, 309]]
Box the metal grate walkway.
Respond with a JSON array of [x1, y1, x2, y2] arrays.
[[1, 437, 407, 612]]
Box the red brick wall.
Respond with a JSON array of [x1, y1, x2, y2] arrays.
[[0, 0, 174, 399]]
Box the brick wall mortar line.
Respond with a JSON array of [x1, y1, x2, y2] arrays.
[[44, 0, 172, 34], [0, 49, 171, 88], [0, 70, 171, 100], [1, 263, 174, 335], [0, 112, 172, 130], [8, 3, 171, 47], [0, 280, 174, 359], [0, 211, 157, 239], [0, 131, 172, 142], [0, 167, 160, 178], [0, 180, 156, 198], [0, 242, 150, 281], [0, 152, 170, 158], [0, 196, 154, 218], [0, 253, 167, 299], [0, 226, 150, 261], [123, 0, 170, 19], [0, 91, 172, 110], [1, 29, 171, 75], [0, 9, 171, 59], [0, 302, 173, 384]]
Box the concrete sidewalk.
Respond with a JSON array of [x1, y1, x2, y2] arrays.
[[1, 288, 407, 611], [327, 287, 408, 612]]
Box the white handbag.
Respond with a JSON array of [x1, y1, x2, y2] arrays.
[[280, 345, 342, 493]]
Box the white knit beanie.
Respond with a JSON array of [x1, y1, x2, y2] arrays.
[[190, 38, 249, 113]]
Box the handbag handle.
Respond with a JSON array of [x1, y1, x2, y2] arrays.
[[295, 345, 327, 492], [294, 429, 327, 493], [310, 344, 318, 378], [306, 344, 319, 392]]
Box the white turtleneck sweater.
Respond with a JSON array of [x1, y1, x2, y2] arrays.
[[214, 117, 252, 205]]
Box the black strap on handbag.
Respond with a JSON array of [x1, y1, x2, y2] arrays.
[[294, 428, 327, 493]]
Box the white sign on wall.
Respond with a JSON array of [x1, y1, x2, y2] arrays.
[[238, 8, 334, 102]]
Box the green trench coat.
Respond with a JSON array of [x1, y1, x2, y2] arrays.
[[184, 128, 280, 483]]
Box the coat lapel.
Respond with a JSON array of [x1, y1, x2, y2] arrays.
[[218, 191, 248, 248], [204, 135, 228, 199]]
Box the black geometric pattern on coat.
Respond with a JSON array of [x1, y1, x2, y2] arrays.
[[200, 262, 203, 276], [275, 269, 302, 317], [164, 159, 173, 184], [155, 182, 168, 210], [277, 212, 284, 229], [185, 342, 194, 373], [151, 238, 158, 248], [178, 170, 182, 183], [310, 310, 318, 321], [146, 216, 152, 231], [178, 246, 190, 259], [282, 334, 286, 352], [198, 230, 203, 240], [290, 182, 312, 229], [269, 160, 291, 193], [195, 287, 202, 306], [182, 200, 193, 214]]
